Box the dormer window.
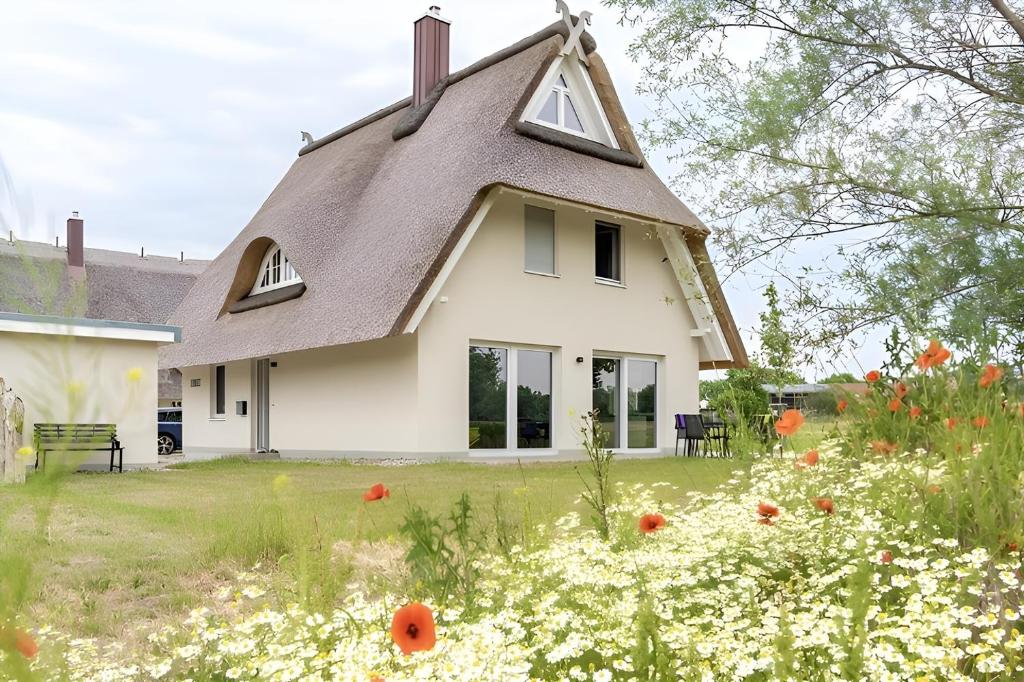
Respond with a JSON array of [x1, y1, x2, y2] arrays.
[[521, 55, 619, 149], [250, 243, 302, 295]]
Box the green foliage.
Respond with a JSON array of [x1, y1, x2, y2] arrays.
[[574, 410, 614, 539], [803, 389, 839, 416], [607, 0, 1024, 367], [758, 283, 798, 397], [700, 365, 771, 422], [399, 493, 481, 610], [820, 372, 857, 384]]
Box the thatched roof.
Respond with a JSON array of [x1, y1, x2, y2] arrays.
[[160, 20, 746, 370]]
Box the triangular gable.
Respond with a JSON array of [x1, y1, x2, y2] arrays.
[[520, 54, 618, 149]]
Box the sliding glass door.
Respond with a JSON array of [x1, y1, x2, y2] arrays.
[[469, 345, 552, 451], [593, 356, 658, 449]]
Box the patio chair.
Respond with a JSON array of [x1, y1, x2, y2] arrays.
[[702, 417, 731, 458], [674, 414, 686, 455], [682, 414, 706, 456]]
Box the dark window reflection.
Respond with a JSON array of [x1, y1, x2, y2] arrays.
[[469, 347, 508, 449], [517, 350, 551, 448], [627, 360, 657, 448], [592, 357, 620, 448]]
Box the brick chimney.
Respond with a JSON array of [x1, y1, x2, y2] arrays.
[[67, 211, 84, 267], [413, 6, 450, 108]]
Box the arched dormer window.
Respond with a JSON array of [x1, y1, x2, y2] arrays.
[[521, 55, 618, 148], [250, 243, 302, 295]]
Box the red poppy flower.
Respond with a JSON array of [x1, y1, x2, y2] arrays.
[[888, 398, 902, 413], [909, 406, 922, 420], [915, 339, 951, 370], [803, 450, 819, 466], [870, 440, 897, 455], [893, 382, 908, 399], [757, 501, 780, 518], [1, 628, 38, 659], [390, 603, 436, 655], [946, 417, 958, 430], [1008, 542, 1020, 553], [813, 497, 835, 515], [638, 513, 667, 533], [362, 483, 390, 502], [979, 363, 1003, 389], [880, 550, 893, 564], [972, 415, 990, 428], [774, 409, 805, 437], [836, 399, 848, 414], [865, 370, 881, 383]]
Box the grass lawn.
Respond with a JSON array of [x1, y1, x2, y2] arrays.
[[0, 456, 738, 645]]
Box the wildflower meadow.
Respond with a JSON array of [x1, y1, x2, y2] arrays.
[[2, 338, 1024, 680]]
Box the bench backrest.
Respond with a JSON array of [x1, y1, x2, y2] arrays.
[[33, 423, 118, 445]]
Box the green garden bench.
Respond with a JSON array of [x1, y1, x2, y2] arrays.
[[33, 423, 124, 472]]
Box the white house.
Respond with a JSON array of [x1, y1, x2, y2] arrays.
[[160, 7, 747, 459]]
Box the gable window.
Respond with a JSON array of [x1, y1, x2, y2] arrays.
[[524, 205, 556, 275], [250, 243, 302, 295], [211, 364, 226, 418], [595, 222, 621, 283], [521, 56, 619, 148]]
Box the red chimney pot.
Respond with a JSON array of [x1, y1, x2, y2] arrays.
[[413, 7, 450, 108], [67, 214, 84, 267]]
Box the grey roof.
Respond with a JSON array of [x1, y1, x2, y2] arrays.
[[0, 239, 207, 324], [160, 21, 745, 370]]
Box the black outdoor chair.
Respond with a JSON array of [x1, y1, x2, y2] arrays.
[[702, 418, 732, 458], [681, 414, 706, 456]]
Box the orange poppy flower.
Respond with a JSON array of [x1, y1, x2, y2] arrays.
[[813, 497, 834, 515], [893, 382, 908, 399], [880, 550, 893, 564], [836, 399, 848, 414], [915, 339, 951, 370], [909, 406, 922, 420], [979, 364, 1003, 388], [946, 417, 958, 430], [757, 501, 780, 518], [362, 483, 390, 502], [1020, 403, 1024, 418], [973, 415, 990, 428], [774, 409, 805, 436], [888, 398, 902, 413], [638, 513, 666, 533], [927, 484, 942, 495], [1007, 542, 1019, 553], [1, 628, 38, 659], [865, 370, 881, 383], [870, 440, 897, 455], [803, 450, 819, 466], [390, 603, 436, 655]]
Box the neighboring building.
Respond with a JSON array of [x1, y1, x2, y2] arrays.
[[0, 312, 180, 468], [0, 217, 208, 408], [763, 382, 870, 412], [161, 9, 747, 459]]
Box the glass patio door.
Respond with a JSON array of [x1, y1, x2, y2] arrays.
[[593, 356, 657, 449]]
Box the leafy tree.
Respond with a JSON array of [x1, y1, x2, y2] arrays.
[[700, 364, 771, 421], [820, 372, 858, 384], [607, 0, 1024, 370], [758, 282, 800, 403]]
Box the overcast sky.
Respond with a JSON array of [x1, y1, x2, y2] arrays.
[[0, 0, 882, 378]]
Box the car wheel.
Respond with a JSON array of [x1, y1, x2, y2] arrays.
[[157, 433, 176, 455]]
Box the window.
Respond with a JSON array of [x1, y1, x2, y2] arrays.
[[211, 365, 226, 417], [524, 205, 555, 275], [250, 243, 302, 295], [522, 56, 619, 148], [469, 345, 553, 451], [595, 222, 621, 283], [593, 356, 658, 449], [537, 74, 585, 133]]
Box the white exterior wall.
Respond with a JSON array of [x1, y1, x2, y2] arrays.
[[415, 192, 701, 455], [178, 193, 703, 458], [180, 336, 417, 456], [0, 332, 160, 467]]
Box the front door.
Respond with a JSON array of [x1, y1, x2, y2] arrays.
[[255, 358, 271, 452]]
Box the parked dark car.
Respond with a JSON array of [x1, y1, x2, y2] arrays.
[[157, 408, 182, 455]]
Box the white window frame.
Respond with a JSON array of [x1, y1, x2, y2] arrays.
[[521, 55, 619, 148], [595, 221, 623, 286], [593, 353, 661, 452], [524, 204, 558, 277], [210, 364, 226, 419], [250, 243, 302, 295], [468, 342, 557, 456]]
